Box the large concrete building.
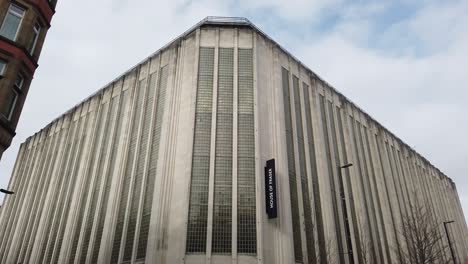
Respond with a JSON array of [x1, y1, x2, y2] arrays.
[[0, 17, 466, 264], [0, 0, 57, 159]]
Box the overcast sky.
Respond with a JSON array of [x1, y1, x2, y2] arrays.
[[1, 0, 467, 219]]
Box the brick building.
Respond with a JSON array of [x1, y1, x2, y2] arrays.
[[0, 0, 57, 159]]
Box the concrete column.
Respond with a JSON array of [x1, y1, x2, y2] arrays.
[[161, 29, 199, 264], [256, 36, 294, 264], [157, 40, 185, 263]]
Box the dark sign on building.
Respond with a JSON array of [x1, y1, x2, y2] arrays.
[[265, 159, 277, 219]]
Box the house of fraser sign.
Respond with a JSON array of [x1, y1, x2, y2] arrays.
[[264, 159, 278, 219]]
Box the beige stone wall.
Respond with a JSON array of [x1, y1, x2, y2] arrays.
[[255, 30, 468, 264], [0, 23, 466, 264]]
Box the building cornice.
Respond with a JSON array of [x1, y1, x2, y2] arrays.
[[0, 37, 38, 75], [26, 0, 55, 27]]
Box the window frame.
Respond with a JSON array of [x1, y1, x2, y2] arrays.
[[1, 88, 19, 121], [0, 60, 6, 76], [0, 4, 26, 41], [1, 73, 25, 121], [14, 73, 24, 90], [28, 22, 41, 55]]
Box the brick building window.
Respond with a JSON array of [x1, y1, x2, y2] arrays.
[[0, 4, 25, 41], [1, 74, 24, 120], [14, 74, 24, 90], [28, 23, 41, 54], [0, 60, 6, 76]]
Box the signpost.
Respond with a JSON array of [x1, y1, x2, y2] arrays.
[[264, 159, 278, 219]]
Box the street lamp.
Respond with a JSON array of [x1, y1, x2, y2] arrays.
[[339, 163, 354, 264], [443, 220, 456, 264], [340, 163, 353, 169], [0, 189, 14, 195]]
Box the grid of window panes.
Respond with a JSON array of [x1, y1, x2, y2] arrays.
[[91, 95, 122, 263], [212, 48, 234, 253], [319, 95, 345, 264], [237, 48, 256, 254], [293, 77, 316, 263], [123, 79, 149, 262], [136, 65, 168, 260], [186, 47, 215, 253], [111, 80, 146, 263], [281, 68, 303, 262]]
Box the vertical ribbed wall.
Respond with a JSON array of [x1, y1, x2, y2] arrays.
[[293, 77, 316, 264], [0, 45, 171, 263], [281, 67, 303, 263], [136, 65, 168, 260], [0, 23, 466, 264], [302, 83, 326, 261], [274, 50, 467, 263]]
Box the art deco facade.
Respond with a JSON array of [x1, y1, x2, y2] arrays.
[[0, 0, 56, 159], [0, 17, 467, 264]]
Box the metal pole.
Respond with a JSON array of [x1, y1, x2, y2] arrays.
[[0, 189, 14, 195], [444, 221, 456, 264]]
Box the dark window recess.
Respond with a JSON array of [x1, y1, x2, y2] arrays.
[[282, 67, 303, 263]]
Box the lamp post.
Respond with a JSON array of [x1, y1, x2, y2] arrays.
[[339, 163, 354, 264], [340, 163, 353, 169], [443, 220, 456, 264], [0, 189, 14, 195]]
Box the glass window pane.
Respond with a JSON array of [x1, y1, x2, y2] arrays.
[[15, 74, 24, 89], [28, 24, 41, 54], [0, 60, 6, 75], [186, 47, 215, 253], [10, 5, 25, 16], [0, 6, 24, 40], [1, 89, 18, 119]]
